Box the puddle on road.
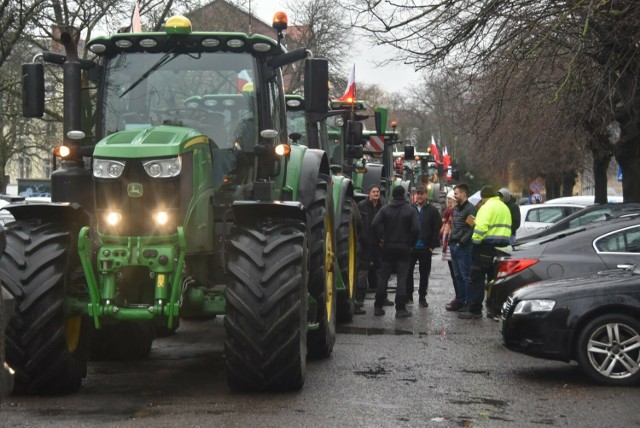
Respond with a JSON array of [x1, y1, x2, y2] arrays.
[[337, 326, 425, 336]]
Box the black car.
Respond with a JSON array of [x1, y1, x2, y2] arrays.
[[488, 213, 640, 315], [501, 268, 640, 386], [516, 203, 640, 245]]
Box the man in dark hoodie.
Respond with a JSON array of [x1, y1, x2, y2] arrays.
[[405, 183, 442, 308], [371, 185, 419, 318]]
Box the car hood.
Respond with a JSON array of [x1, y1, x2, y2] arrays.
[[511, 269, 639, 301]]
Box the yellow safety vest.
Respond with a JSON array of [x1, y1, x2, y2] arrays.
[[472, 197, 511, 246]]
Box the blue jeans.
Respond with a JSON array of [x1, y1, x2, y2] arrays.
[[451, 243, 472, 305]]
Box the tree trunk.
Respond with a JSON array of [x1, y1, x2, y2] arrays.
[[616, 118, 640, 203], [562, 170, 576, 197], [592, 152, 610, 204]]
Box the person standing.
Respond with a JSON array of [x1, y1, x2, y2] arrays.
[[441, 190, 461, 310], [498, 187, 521, 245], [459, 185, 511, 319], [371, 186, 419, 318], [448, 183, 477, 313], [355, 184, 390, 312], [406, 184, 442, 308]]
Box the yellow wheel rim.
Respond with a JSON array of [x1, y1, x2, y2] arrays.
[[65, 316, 82, 353], [348, 220, 356, 299], [324, 212, 335, 323]]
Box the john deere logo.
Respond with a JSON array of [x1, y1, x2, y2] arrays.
[[127, 183, 143, 197]]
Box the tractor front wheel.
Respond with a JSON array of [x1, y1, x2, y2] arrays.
[[225, 220, 308, 391], [0, 221, 89, 394]]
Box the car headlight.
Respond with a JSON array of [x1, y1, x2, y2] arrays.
[[94, 159, 126, 178], [143, 157, 181, 178], [513, 299, 555, 315]]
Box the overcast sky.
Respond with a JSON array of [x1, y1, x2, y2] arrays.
[[250, 0, 421, 94]]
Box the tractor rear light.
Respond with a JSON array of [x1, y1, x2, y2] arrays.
[[55, 145, 71, 158], [496, 258, 539, 278]]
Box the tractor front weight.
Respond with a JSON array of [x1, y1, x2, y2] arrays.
[[78, 226, 187, 330]]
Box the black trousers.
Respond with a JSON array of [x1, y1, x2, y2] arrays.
[[375, 249, 410, 310], [405, 248, 432, 300], [470, 244, 497, 313]]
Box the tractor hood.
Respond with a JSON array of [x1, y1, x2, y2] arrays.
[[94, 125, 208, 158]]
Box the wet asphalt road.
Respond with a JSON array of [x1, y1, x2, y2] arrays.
[[1, 254, 639, 427]]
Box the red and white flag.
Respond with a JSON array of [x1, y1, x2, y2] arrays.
[[430, 136, 440, 164], [442, 146, 451, 170], [340, 64, 356, 103], [132, 1, 142, 33]]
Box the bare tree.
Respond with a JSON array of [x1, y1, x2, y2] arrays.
[[345, 0, 640, 201], [282, 0, 353, 95]]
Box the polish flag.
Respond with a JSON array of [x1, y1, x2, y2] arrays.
[[132, 1, 142, 33], [442, 146, 451, 170], [340, 64, 356, 103], [430, 136, 440, 164]]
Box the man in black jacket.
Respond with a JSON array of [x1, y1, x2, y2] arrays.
[[406, 183, 443, 308], [371, 185, 419, 318], [448, 183, 477, 312]]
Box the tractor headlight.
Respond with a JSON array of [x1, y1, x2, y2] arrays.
[[105, 211, 123, 226], [143, 157, 182, 178], [93, 159, 126, 178], [153, 210, 170, 226]]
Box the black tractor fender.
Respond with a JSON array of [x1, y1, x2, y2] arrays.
[[297, 149, 331, 210], [333, 176, 354, 231], [361, 163, 384, 197], [4, 202, 90, 227], [231, 201, 306, 227]]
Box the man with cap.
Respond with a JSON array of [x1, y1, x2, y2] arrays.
[[406, 183, 442, 308], [459, 185, 511, 319], [371, 185, 419, 318], [355, 184, 391, 313]]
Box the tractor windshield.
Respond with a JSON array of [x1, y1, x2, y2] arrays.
[[102, 51, 258, 150]]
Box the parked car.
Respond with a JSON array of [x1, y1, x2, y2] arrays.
[[517, 203, 585, 239], [544, 195, 623, 205], [516, 203, 640, 245], [500, 267, 640, 386], [489, 213, 640, 316]]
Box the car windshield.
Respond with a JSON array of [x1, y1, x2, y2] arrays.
[[103, 51, 257, 150]]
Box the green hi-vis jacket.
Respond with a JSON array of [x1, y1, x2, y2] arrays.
[[472, 196, 512, 247]]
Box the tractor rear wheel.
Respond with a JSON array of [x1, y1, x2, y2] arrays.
[[336, 198, 357, 323], [225, 220, 308, 391], [0, 221, 89, 394], [306, 175, 337, 358]]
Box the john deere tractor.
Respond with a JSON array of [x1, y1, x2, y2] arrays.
[[2, 13, 338, 393]]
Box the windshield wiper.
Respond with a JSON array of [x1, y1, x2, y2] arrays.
[[119, 51, 179, 99]]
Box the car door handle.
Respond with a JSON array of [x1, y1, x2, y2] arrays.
[[616, 264, 635, 270]]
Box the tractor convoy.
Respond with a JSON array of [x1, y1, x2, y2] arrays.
[[0, 9, 419, 396], [1, 13, 346, 394]]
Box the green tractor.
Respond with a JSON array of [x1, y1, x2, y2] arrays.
[[285, 94, 358, 323], [3, 13, 338, 393]]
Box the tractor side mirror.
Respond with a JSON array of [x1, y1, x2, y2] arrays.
[[22, 63, 45, 118], [345, 120, 363, 146], [404, 146, 415, 159], [304, 58, 328, 115]]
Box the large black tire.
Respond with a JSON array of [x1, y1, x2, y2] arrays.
[[306, 175, 337, 358], [0, 221, 89, 394], [90, 322, 155, 361], [336, 198, 357, 324], [225, 220, 308, 391], [576, 314, 640, 386]]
